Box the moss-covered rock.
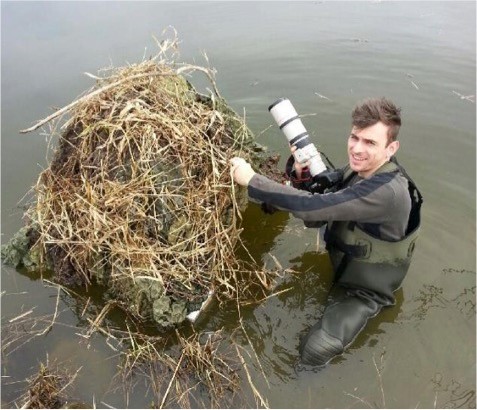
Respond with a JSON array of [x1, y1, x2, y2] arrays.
[[1, 226, 42, 270]]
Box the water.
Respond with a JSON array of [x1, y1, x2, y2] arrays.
[[1, 1, 475, 408]]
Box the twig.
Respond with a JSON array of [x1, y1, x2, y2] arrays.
[[20, 71, 176, 134], [36, 286, 61, 336], [9, 309, 35, 323], [373, 352, 386, 408], [452, 90, 475, 103], [268, 253, 283, 270], [238, 318, 270, 388], [255, 124, 274, 139], [159, 352, 184, 409], [85, 302, 112, 338], [314, 92, 332, 101], [343, 390, 373, 408], [176, 64, 222, 99], [240, 287, 292, 306], [235, 345, 269, 409]]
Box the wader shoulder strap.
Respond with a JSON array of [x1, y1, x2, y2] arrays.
[[390, 156, 423, 204], [339, 165, 356, 189], [375, 159, 399, 174], [389, 156, 424, 234]]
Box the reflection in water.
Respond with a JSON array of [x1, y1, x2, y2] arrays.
[[431, 373, 476, 409], [402, 268, 476, 322], [11, 266, 136, 337], [48, 338, 114, 400], [236, 202, 290, 262]]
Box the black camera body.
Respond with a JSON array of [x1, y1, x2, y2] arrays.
[[309, 169, 343, 194]]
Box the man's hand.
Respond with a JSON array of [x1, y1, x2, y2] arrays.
[[230, 157, 256, 186], [291, 146, 310, 179]]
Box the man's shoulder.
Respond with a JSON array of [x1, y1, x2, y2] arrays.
[[370, 170, 409, 197], [344, 171, 409, 208], [386, 172, 412, 212], [349, 169, 400, 192]]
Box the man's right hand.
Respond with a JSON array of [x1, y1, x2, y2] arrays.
[[291, 146, 310, 179]]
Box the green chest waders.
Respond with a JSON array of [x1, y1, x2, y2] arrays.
[[299, 159, 423, 366]]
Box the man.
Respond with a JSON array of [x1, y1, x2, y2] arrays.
[[230, 97, 422, 366]]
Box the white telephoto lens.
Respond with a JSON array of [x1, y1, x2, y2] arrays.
[[281, 119, 307, 141], [309, 157, 327, 175], [269, 99, 298, 127], [269, 98, 327, 177], [295, 144, 318, 163]]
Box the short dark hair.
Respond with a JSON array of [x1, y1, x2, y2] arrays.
[[351, 97, 401, 145]]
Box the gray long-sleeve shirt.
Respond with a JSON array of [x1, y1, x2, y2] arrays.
[[248, 169, 411, 241]]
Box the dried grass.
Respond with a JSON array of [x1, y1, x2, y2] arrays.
[[15, 357, 81, 409], [21, 30, 277, 327], [105, 327, 241, 408], [7, 29, 286, 408]]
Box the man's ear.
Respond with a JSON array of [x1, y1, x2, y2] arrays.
[[387, 140, 400, 157]]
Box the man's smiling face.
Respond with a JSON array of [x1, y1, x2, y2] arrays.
[[347, 121, 399, 178]]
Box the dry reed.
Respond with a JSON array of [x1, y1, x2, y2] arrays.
[[5, 29, 286, 408], [15, 358, 81, 409], [20, 31, 278, 328]]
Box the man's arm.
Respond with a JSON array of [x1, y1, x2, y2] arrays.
[[230, 156, 401, 225], [247, 172, 398, 225]]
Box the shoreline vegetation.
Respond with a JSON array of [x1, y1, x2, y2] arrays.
[[2, 29, 286, 408]]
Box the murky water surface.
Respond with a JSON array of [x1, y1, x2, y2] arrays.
[[2, 2, 475, 408]]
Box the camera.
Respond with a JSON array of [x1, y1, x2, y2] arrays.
[[269, 98, 327, 176], [268, 98, 342, 193]]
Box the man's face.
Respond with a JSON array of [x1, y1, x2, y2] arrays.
[[347, 121, 399, 178]]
